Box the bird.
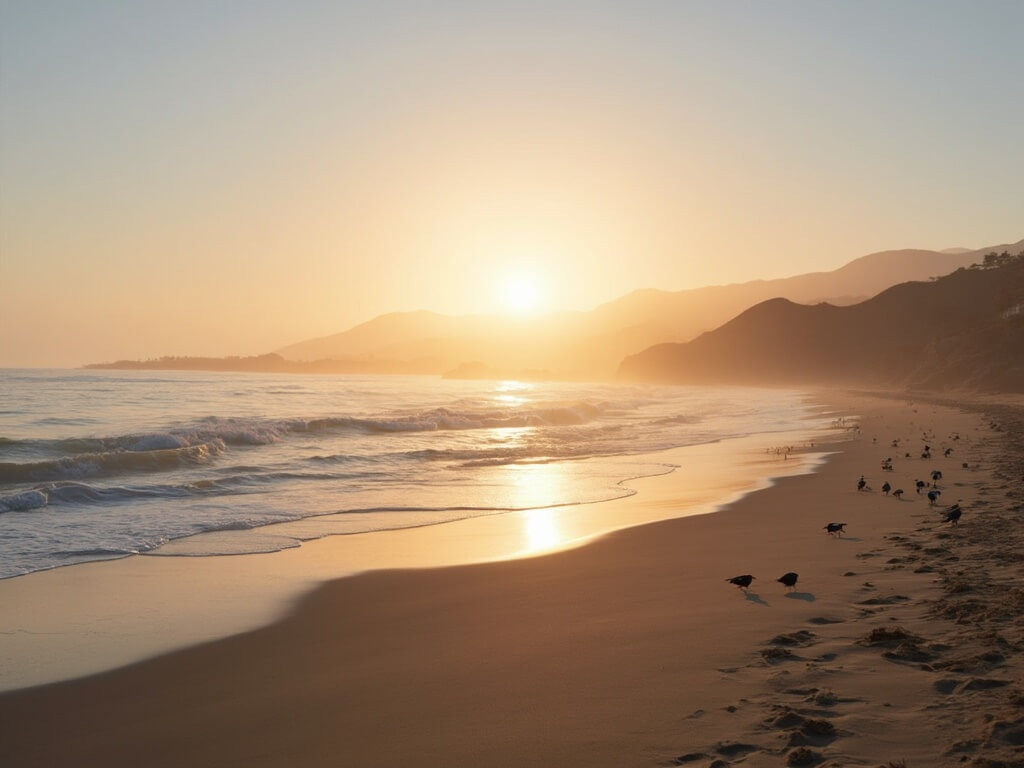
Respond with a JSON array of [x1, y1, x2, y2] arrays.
[[931, 469, 943, 485], [915, 480, 927, 494], [881, 481, 891, 495], [857, 475, 867, 491], [943, 504, 962, 526], [944, 448, 953, 457], [777, 572, 799, 590], [893, 488, 905, 499], [727, 574, 755, 590], [824, 522, 847, 536], [927, 489, 941, 505]]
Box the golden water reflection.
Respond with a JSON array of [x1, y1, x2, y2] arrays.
[[523, 507, 561, 552], [505, 461, 575, 554], [494, 379, 533, 406]]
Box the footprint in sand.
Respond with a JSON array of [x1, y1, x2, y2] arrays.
[[858, 594, 910, 605], [985, 717, 1024, 747], [769, 630, 817, 647], [761, 646, 800, 663]]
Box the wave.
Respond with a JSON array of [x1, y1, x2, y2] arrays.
[[1, 401, 609, 461], [0, 464, 373, 513], [650, 413, 701, 426], [0, 442, 224, 484], [0, 489, 49, 512]]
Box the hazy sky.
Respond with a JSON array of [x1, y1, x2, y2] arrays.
[[2, 1, 1022, 367]]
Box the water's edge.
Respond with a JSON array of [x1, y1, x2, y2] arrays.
[[0, 420, 846, 693]]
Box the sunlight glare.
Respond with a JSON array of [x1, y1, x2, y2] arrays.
[[494, 379, 533, 405], [501, 274, 541, 315], [524, 508, 560, 552]]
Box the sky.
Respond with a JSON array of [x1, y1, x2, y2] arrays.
[[1, 0, 1022, 368]]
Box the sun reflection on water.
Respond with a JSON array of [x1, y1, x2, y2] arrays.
[[505, 461, 574, 554], [524, 507, 561, 552], [494, 379, 533, 406]]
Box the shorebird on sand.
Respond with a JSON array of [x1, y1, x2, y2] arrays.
[[824, 522, 847, 537], [943, 504, 962, 526], [777, 572, 799, 590], [726, 574, 755, 590]]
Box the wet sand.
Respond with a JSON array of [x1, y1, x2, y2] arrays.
[[1, 391, 1021, 767]]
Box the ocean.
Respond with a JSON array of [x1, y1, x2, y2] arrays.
[[0, 369, 824, 581]]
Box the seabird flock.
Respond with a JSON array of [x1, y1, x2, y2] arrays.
[[726, 423, 967, 593]]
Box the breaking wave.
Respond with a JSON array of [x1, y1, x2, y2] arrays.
[[0, 442, 224, 484]]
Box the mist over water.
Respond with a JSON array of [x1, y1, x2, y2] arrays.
[[0, 370, 819, 579]]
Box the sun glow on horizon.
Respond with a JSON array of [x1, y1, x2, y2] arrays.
[[500, 273, 542, 315]]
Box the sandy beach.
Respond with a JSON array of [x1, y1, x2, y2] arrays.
[[1, 390, 1022, 767]]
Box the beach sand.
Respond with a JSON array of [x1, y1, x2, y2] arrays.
[[1, 391, 1022, 767]]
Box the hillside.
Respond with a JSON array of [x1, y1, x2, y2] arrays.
[[617, 253, 1024, 392], [275, 242, 1017, 379]]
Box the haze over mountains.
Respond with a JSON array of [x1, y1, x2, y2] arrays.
[[619, 244, 1024, 392], [276, 242, 1012, 379]]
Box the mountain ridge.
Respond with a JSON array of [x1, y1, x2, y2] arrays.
[[617, 251, 1024, 392], [275, 240, 1020, 378]]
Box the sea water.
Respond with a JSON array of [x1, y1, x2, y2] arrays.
[[0, 369, 823, 580]]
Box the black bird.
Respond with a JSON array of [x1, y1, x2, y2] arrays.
[[882, 481, 891, 495], [727, 574, 755, 590], [931, 469, 943, 485], [824, 522, 847, 536], [777, 572, 799, 590], [857, 475, 867, 491], [893, 488, 905, 499], [927, 489, 941, 505], [915, 480, 926, 494], [943, 504, 962, 526]]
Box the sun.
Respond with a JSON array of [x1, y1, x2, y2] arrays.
[[501, 274, 540, 315]]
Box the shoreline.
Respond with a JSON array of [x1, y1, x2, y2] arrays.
[[0, 421, 831, 692], [1, 390, 1021, 766]]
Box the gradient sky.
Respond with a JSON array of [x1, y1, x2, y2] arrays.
[[1, 0, 1022, 368]]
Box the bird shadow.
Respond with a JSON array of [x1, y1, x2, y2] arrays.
[[837, 536, 864, 542], [784, 591, 816, 602], [744, 591, 769, 606]]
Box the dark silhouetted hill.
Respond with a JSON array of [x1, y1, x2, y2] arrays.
[[618, 252, 1024, 392]]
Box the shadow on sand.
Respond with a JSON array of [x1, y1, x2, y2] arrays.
[[784, 591, 816, 602], [836, 536, 864, 543], [744, 591, 769, 606]]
